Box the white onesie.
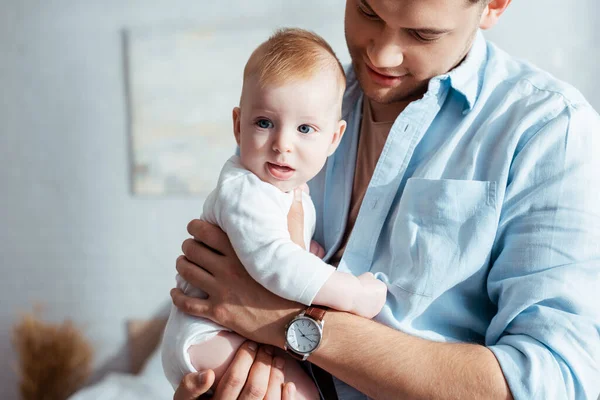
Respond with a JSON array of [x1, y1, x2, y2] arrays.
[[161, 155, 336, 389]]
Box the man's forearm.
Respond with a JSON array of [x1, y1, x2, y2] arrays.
[[310, 310, 513, 400]]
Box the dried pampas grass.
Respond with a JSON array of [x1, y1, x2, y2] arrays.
[[12, 309, 94, 400]]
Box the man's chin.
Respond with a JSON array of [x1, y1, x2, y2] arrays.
[[364, 84, 428, 105], [364, 88, 400, 105], [359, 79, 403, 103], [358, 74, 427, 105], [361, 86, 405, 105]]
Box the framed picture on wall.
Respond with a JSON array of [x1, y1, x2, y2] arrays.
[[125, 24, 267, 196], [124, 21, 347, 196]]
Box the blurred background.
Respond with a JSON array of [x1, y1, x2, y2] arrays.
[[0, 1, 598, 398]]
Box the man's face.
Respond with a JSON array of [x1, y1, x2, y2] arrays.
[[233, 72, 346, 192], [345, 0, 484, 105]]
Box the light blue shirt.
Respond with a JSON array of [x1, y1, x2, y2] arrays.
[[308, 31, 600, 400]]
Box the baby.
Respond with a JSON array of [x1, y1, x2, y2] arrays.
[[161, 28, 387, 398]]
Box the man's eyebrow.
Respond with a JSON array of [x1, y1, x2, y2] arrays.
[[360, 0, 452, 35], [412, 28, 453, 35]]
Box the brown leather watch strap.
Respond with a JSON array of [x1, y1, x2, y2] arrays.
[[286, 349, 305, 361], [305, 305, 327, 321]]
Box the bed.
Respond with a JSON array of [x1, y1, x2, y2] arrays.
[[68, 318, 174, 400]]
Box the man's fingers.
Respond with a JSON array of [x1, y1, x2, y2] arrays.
[[170, 288, 211, 318], [173, 370, 215, 400], [238, 346, 274, 400], [181, 238, 223, 276], [176, 254, 217, 292], [264, 356, 286, 400], [282, 382, 296, 400], [287, 188, 305, 249], [187, 219, 234, 256], [213, 341, 258, 400]]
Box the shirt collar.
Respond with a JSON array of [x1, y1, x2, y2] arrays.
[[441, 29, 488, 112]]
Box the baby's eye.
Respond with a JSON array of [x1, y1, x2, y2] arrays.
[[256, 119, 274, 129], [298, 124, 315, 134]]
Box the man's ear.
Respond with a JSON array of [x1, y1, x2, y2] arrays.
[[232, 107, 241, 146], [479, 0, 512, 30], [327, 119, 347, 156]]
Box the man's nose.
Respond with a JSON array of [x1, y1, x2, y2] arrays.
[[367, 27, 404, 69], [272, 129, 293, 153]]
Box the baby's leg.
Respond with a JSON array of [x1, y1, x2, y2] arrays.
[[188, 330, 246, 385], [188, 332, 319, 399]]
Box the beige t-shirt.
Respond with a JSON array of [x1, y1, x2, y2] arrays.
[[329, 97, 394, 267], [312, 96, 396, 400]]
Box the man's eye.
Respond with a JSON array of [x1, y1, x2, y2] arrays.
[[357, 3, 380, 20], [298, 124, 315, 134], [411, 31, 441, 43], [256, 119, 273, 129]]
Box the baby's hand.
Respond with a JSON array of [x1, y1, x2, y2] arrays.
[[309, 240, 325, 259], [353, 272, 387, 319]]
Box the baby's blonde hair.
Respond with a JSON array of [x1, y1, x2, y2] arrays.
[[243, 28, 346, 93]]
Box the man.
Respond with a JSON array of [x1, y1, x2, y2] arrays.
[[172, 0, 600, 398]]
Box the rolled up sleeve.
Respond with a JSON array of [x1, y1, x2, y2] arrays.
[[487, 104, 600, 399]]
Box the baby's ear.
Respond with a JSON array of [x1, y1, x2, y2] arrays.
[[327, 119, 347, 156], [232, 107, 241, 145]]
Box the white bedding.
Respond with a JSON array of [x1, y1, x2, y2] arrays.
[[69, 345, 174, 400]]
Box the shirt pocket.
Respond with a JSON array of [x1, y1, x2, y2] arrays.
[[385, 178, 498, 298]]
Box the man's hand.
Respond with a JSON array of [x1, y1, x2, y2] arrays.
[[171, 221, 302, 346], [173, 341, 297, 399], [171, 187, 311, 345], [170, 189, 309, 347], [173, 369, 215, 400]]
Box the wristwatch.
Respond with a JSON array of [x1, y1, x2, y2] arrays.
[[284, 306, 327, 361]]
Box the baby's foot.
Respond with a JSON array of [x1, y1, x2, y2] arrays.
[[353, 272, 387, 319]]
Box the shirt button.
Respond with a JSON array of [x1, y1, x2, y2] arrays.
[[370, 198, 378, 209]]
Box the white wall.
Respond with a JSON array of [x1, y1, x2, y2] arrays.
[[0, 2, 347, 398], [485, 0, 600, 108], [0, 1, 597, 398]]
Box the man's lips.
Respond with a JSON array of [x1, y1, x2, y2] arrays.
[[266, 162, 295, 181], [365, 63, 407, 87]]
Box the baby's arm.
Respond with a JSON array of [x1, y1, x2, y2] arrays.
[[313, 271, 387, 319], [307, 241, 386, 318], [216, 173, 385, 316]]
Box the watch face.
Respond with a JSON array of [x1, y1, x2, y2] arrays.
[[286, 316, 321, 354]]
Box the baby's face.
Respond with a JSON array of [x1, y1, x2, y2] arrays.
[[233, 71, 346, 192]]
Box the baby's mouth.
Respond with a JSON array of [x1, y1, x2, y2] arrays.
[[266, 162, 295, 180]]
